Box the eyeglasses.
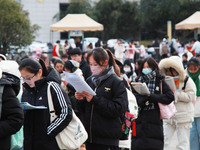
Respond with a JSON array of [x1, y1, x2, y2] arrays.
[[21, 74, 36, 82]]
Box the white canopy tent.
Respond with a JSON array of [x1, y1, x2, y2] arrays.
[[175, 11, 200, 30], [50, 14, 104, 32], [175, 11, 200, 39], [50, 14, 104, 49]]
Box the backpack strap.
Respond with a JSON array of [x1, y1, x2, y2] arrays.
[[182, 75, 189, 90], [0, 85, 5, 120]]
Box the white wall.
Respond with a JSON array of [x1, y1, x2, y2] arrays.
[[21, 0, 62, 43]]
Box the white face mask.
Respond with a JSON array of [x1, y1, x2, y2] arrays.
[[124, 67, 131, 73], [90, 66, 102, 75]]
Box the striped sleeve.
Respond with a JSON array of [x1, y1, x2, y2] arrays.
[[47, 82, 70, 135]]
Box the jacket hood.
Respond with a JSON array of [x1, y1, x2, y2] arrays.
[[44, 67, 61, 84], [0, 71, 20, 95], [158, 56, 186, 81], [0, 60, 20, 78], [0, 60, 21, 95], [36, 67, 61, 87]]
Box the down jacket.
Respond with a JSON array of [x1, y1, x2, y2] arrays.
[[159, 56, 196, 126], [132, 72, 174, 150], [22, 68, 72, 150], [0, 71, 24, 150], [78, 67, 128, 147]]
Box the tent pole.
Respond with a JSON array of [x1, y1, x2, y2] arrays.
[[82, 32, 84, 52], [194, 29, 197, 39], [101, 31, 104, 42]]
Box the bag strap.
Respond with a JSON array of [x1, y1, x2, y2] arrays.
[[160, 80, 163, 94], [0, 85, 4, 120], [47, 82, 56, 121], [182, 75, 189, 90]]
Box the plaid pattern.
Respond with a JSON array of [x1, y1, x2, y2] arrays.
[[138, 70, 157, 94]]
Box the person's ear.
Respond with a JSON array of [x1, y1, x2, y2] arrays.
[[38, 69, 43, 77]]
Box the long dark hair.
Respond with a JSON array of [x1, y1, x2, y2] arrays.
[[136, 57, 158, 80], [87, 47, 117, 70], [19, 58, 49, 77]]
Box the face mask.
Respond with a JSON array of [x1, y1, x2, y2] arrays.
[[90, 66, 102, 75], [124, 67, 131, 73], [142, 68, 152, 75]]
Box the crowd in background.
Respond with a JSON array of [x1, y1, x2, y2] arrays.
[[0, 34, 200, 150]]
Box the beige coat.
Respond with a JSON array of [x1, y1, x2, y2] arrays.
[[159, 56, 196, 126]]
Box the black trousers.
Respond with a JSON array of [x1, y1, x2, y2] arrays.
[[86, 143, 119, 150]]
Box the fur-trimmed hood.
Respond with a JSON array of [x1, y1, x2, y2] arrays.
[[0, 60, 21, 95], [158, 56, 186, 82]]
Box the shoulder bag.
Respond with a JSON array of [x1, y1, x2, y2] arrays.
[[158, 80, 177, 119], [47, 82, 88, 150]]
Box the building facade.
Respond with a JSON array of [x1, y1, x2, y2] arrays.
[[20, 0, 140, 44]]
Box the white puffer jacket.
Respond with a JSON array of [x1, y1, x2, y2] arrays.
[[159, 56, 196, 126]]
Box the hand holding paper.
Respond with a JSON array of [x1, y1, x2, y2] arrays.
[[64, 72, 96, 96], [164, 76, 179, 91]]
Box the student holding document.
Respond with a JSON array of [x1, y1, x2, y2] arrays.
[[19, 58, 72, 150], [75, 48, 128, 150], [159, 56, 196, 150], [131, 57, 174, 150]]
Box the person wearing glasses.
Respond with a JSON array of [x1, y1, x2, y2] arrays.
[[19, 58, 72, 150]]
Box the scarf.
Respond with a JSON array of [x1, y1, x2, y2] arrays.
[[90, 66, 115, 87], [188, 69, 200, 96], [138, 70, 157, 94]]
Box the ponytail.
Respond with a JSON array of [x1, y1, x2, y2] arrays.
[[105, 49, 119, 75], [38, 59, 49, 77]]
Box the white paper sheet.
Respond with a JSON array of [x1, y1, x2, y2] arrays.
[[165, 76, 176, 91], [131, 82, 150, 95], [64, 72, 96, 96], [20, 102, 47, 110]]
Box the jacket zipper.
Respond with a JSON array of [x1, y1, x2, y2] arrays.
[[90, 104, 94, 143], [90, 87, 97, 143]]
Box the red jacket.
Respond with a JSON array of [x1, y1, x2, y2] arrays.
[[52, 44, 60, 57]]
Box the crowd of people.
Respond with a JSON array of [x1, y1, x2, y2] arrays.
[[0, 35, 200, 150]]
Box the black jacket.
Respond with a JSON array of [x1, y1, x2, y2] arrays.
[[131, 74, 174, 150], [80, 58, 91, 80], [78, 67, 128, 146], [0, 73, 24, 150], [22, 68, 72, 150]]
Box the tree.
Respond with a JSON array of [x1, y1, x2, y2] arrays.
[[117, 1, 140, 40], [63, 0, 93, 19], [138, 0, 180, 39], [0, 0, 39, 54], [94, 0, 123, 39]]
